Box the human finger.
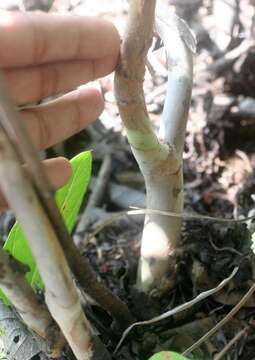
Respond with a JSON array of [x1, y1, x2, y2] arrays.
[[21, 87, 103, 150], [0, 11, 120, 67], [0, 157, 72, 211], [4, 56, 115, 105]]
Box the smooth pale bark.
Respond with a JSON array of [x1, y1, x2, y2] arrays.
[[115, 1, 194, 294]]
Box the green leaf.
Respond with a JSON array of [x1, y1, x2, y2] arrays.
[[0, 151, 92, 304], [148, 352, 190, 360], [55, 151, 92, 232]]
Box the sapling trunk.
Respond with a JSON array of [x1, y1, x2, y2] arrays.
[[115, 0, 194, 294]]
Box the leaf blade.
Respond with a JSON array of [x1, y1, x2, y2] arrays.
[[149, 352, 190, 360]]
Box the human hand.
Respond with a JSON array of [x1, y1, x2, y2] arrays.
[[0, 10, 120, 209]]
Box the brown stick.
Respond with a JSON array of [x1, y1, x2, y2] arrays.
[[74, 154, 112, 246]]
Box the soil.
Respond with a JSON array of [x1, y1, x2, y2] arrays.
[[1, 1, 255, 360]]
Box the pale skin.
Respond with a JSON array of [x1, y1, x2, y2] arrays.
[[0, 10, 120, 210]]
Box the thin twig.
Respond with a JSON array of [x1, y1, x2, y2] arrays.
[[128, 207, 255, 223], [183, 282, 255, 356], [86, 207, 255, 242], [85, 154, 112, 211], [214, 326, 249, 360], [209, 236, 243, 256], [74, 154, 112, 246], [114, 267, 238, 354]]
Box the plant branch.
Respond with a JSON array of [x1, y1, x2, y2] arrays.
[[74, 154, 112, 246], [115, 1, 194, 293], [214, 326, 249, 360], [0, 129, 92, 360], [0, 71, 133, 328], [156, 9, 194, 155]]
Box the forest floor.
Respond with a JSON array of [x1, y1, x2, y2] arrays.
[[1, 1, 255, 360]]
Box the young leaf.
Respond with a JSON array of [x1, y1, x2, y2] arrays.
[[1, 151, 92, 302], [149, 352, 190, 360]]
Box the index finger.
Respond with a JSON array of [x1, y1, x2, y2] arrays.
[[0, 11, 120, 67]]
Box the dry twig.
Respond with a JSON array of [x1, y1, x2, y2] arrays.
[[214, 326, 249, 360], [183, 282, 255, 356], [114, 267, 238, 354], [86, 207, 255, 243], [74, 154, 112, 246]]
